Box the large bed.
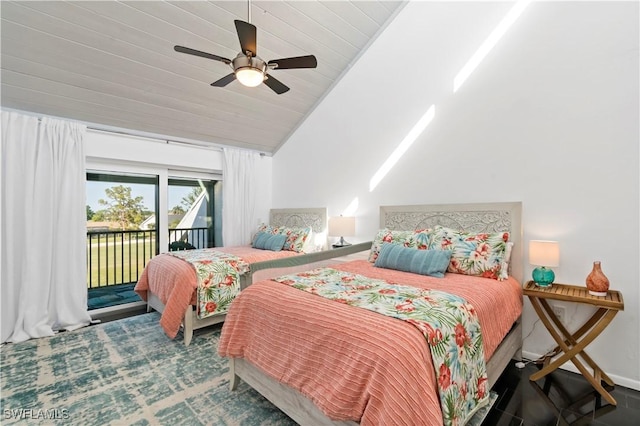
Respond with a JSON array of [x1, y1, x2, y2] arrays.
[[218, 202, 524, 425], [135, 207, 363, 345]]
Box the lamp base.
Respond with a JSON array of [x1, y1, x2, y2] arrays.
[[532, 266, 555, 288], [332, 237, 351, 248]]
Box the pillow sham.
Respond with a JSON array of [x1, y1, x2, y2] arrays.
[[428, 226, 510, 280], [413, 229, 432, 250], [282, 226, 312, 253], [375, 243, 452, 278], [368, 229, 419, 263]]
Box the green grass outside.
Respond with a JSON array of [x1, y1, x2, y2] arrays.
[[87, 238, 156, 288]]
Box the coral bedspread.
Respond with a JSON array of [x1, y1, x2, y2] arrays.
[[134, 247, 299, 339], [218, 260, 522, 426]]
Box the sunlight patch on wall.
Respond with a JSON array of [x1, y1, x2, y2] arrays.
[[342, 197, 359, 217], [369, 105, 435, 192], [453, 0, 532, 93]]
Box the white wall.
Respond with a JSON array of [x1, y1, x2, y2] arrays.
[[85, 131, 224, 172], [272, 1, 639, 389]]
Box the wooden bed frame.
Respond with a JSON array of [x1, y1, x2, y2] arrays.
[[146, 207, 328, 346], [229, 202, 524, 425]]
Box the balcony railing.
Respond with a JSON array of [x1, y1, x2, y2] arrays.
[[87, 230, 156, 289], [87, 227, 208, 290], [168, 227, 209, 250]]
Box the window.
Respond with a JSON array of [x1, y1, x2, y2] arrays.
[[167, 177, 219, 250]]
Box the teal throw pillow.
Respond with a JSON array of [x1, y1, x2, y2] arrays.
[[265, 234, 287, 251], [374, 243, 452, 278], [253, 232, 286, 251], [252, 232, 271, 249]]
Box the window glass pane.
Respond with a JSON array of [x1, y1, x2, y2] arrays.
[[168, 178, 217, 250]]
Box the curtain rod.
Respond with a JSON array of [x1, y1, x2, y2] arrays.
[[86, 127, 223, 151], [87, 128, 268, 156], [4, 108, 269, 156]]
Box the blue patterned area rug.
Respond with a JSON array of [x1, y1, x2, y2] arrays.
[[1, 313, 497, 425]]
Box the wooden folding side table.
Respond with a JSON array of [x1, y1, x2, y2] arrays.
[[523, 281, 624, 405]]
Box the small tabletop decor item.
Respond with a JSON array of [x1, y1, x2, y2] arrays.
[[529, 240, 560, 287], [586, 261, 609, 296]]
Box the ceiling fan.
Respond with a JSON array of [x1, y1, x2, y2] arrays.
[[174, 2, 317, 95]]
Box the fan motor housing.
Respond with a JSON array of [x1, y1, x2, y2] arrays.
[[232, 54, 267, 74]]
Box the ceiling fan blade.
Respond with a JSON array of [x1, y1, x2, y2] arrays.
[[263, 74, 290, 94], [211, 73, 236, 87], [234, 20, 257, 57], [174, 46, 231, 64], [268, 55, 317, 70]]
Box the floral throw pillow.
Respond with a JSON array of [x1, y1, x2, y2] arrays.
[[253, 224, 278, 245], [413, 228, 432, 249], [282, 226, 312, 253], [254, 224, 312, 253], [368, 229, 420, 263], [428, 226, 510, 280]]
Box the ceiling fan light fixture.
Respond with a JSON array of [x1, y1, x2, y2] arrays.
[[235, 67, 264, 87], [232, 54, 266, 87]]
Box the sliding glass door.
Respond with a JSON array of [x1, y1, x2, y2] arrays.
[[86, 172, 159, 309], [85, 170, 221, 310]]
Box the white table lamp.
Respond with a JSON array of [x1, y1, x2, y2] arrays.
[[329, 216, 355, 248]]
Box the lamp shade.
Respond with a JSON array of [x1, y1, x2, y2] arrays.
[[529, 240, 560, 267], [328, 216, 355, 237]]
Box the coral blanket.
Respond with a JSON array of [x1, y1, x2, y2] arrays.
[[274, 268, 489, 425], [135, 254, 196, 339], [218, 260, 522, 425], [134, 247, 300, 339]]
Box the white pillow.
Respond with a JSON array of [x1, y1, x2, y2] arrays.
[[303, 230, 328, 253], [499, 242, 514, 280]]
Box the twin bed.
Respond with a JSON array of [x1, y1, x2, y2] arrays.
[[218, 202, 524, 425], [135, 207, 341, 345]]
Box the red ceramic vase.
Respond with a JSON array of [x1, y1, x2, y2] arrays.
[[586, 261, 609, 297]]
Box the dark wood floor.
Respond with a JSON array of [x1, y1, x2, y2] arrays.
[[486, 360, 640, 425]]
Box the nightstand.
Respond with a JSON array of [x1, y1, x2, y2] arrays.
[[523, 281, 624, 405]]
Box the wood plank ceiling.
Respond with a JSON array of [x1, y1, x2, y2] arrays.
[[1, 0, 406, 154]]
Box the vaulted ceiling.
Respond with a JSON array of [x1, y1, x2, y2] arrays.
[[1, 0, 406, 154]]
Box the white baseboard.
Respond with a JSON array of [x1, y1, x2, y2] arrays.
[[522, 350, 640, 392]]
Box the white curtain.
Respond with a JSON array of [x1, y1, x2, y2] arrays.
[[1, 111, 91, 343], [222, 147, 259, 246]]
